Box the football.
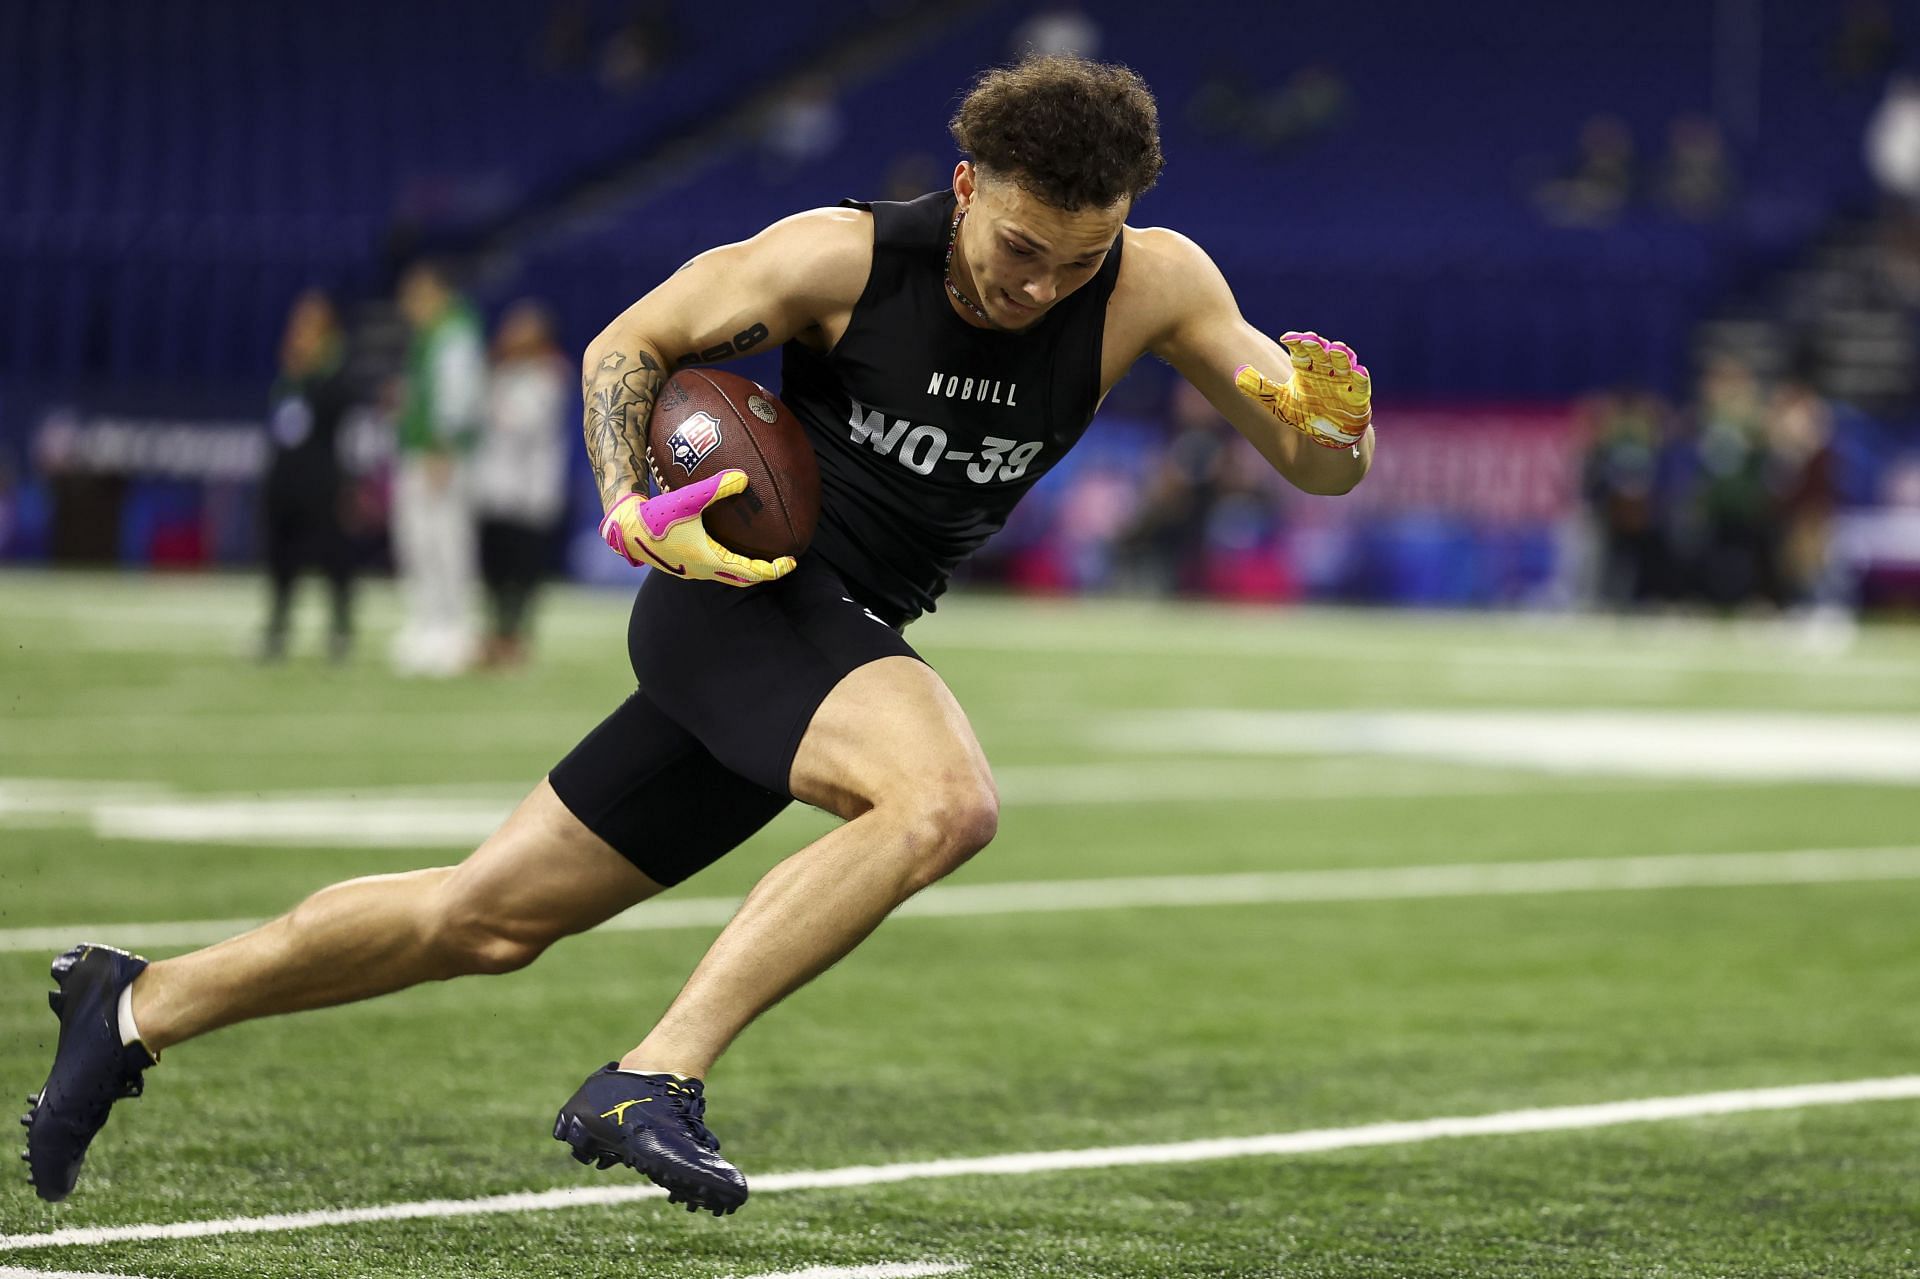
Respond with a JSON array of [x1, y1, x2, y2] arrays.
[[645, 367, 821, 561]]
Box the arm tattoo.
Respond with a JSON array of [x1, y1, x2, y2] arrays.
[[673, 321, 771, 369], [582, 347, 663, 512]]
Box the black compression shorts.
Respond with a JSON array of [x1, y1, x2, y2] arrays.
[[547, 555, 922, 885]]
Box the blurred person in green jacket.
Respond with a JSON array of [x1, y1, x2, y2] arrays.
[[391, 261, 486, 676]]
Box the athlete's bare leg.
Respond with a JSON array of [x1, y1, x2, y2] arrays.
[[621, 657, 997, 1077], [130, 779, 662, 1051]]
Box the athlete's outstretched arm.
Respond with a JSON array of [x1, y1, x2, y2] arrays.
[[580, 208, 873, 513], [1141, 229, 1374, 496]]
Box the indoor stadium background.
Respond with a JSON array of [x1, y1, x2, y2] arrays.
[[4, 3, 1920, 1277]]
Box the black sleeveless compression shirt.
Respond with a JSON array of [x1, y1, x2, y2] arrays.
[[779, 190, 1122, 625]]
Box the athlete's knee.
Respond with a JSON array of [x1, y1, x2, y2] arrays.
[[427, 878, 559, 976], [430, 904, 551, 976], [895, 776, 999, 892]]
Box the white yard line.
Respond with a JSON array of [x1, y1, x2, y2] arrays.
[[0, 1269, 168, 1279], [0, 781, 170, 824], [1098, 708, 1920, 783], [3, 1075, 1916, 1254], [0, 764, 1685, 850], [0, 918, 276, 955], [3, 845, 1919, 955], [737, 1267, 965, 1279], [915, 619, 1919, 679], [87, 797, 518, 848], [993, 760, 1537, 805], [0, 1264, 964, 1279]]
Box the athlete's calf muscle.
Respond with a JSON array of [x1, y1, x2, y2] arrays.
[[130, 780, 659, 1051]]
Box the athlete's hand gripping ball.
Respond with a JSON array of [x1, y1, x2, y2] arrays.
[[600, 471, 796, 587], [1234, 332, 1372, 450]]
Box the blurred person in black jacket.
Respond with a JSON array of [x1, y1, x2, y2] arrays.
[[1693, 355, 1778, 608], [1580, 388, 1670, 607], [1766, 371, 1842, 609], [261, 290, 357, 661], [1121, 379, 1233, 595]]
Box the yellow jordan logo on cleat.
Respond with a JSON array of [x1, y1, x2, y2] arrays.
[[599, 1098, 653, 1124]]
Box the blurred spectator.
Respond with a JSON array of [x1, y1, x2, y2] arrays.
[[1865, 74, 1920, 203], [884, 151, 942, 202], [1188, 71, 1252, 139], [1010, 1, 1101, 59], [391, 261, 485, 677], [1200, 449, 1291, 601], [260, 291, 358, 662], [1250, 67, 1350, 153], [473, 301, 571, 669], [1534, 114, 1637, 228], [761, 75, 843, 178], [0, 455, 16, 558], [1580, 389, 1668, 607], [1186, 66, 1350, 154], [600, 0, 677, 93], [1692, 356, 1777, 607], [1054, 463, 1137, 590], [1830, 0, 1899, 84], [1655, 115, 1735, 222], [1877, 207, 1920, 306], [1864, 75, 1920, 304], [1119, 381, 1234, 595], [1765, 372, 1840, 607], [539, 0, 591, 74]]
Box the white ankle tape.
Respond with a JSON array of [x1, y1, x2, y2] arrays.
[[115, 984, 144, 1049]]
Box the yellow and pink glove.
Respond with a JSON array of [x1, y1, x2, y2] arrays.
[[1234, 331, 1372, 450], [599, 470, 794, 587]]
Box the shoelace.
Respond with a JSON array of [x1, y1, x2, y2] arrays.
[[650, 1080, 718, 1151]]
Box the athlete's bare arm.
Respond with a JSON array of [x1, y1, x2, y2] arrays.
[[580, 208, 874, 512], [1119, 227, 1375, 496]]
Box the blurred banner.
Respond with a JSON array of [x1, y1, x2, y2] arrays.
[[9, 390, 1920, 611], [962, 401, 1583, 609], [1319, 405, 1583, 523]]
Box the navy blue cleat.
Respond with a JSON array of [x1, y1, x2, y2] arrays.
[[553, 1064, 748, 1216], [22, 944, 157, 1203]]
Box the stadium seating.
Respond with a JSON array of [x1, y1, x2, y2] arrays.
[[489, 0, 1905, 400], [0, 0, 1904, 400], [0, 0, 872, 385]]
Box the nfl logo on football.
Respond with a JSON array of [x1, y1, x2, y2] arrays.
[[668, 411, 723, 472]]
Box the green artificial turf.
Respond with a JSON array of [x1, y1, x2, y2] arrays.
[[2, 570, 1918, 1276]]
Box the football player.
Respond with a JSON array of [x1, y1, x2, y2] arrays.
[[25, 54, 1371, 1216]]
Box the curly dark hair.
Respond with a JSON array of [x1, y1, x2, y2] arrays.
[[949, 55, 1164, 211]]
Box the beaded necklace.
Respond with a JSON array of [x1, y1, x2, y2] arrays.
[[943, 206, 994, 326]]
